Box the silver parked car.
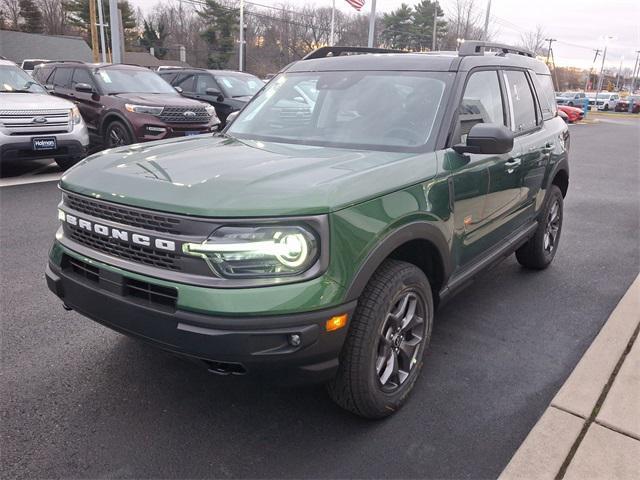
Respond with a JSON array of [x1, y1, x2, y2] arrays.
[[0, 59, 89, 169]]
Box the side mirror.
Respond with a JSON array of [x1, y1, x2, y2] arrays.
[[206, 88, 223, 99], [174, 86, 183, 93], [453, 123, 514, 155], [45, 84, 54, 91], [75, 83, 94, 93]]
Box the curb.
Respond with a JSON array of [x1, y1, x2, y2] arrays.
[[499, 274, 640, 480]]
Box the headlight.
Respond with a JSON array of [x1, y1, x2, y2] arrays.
[[70, 106, 83, 124], [204, 104, 217, 117], [183, 225, 318, 278], [125, 104, 164, 115]]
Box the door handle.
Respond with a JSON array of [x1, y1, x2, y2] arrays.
[[505, 158, 521, 173]]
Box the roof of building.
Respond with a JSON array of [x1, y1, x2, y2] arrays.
[[0, 29, 93, 63], [123, 52, 190, 68]]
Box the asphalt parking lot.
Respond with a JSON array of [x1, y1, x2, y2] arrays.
[[1, 115, 639, 479]]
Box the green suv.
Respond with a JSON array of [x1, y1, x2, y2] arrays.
[[46, 43, 569, 418]]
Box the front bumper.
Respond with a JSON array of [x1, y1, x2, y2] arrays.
[[46, 255, 356, 384], [0, 123, 89, 161]]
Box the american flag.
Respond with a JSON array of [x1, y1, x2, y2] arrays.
[[345, 0, 365, 11]]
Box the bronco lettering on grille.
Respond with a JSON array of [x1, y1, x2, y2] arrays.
[[59, 210, 177, 252]]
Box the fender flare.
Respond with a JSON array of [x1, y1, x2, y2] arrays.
[[344, 221, 452, 302], [545, 156, 569, 195]]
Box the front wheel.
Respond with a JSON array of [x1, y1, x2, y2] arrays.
[[327, 259, 433, 419], [516, 185, 563, 269], [104, 120, 133, 148]]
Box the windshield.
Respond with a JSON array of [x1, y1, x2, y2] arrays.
[[0, 65, 46, 93], [216, 74, 264, 98], [94, 68, 178, 95], [227, 71, 449, 152]]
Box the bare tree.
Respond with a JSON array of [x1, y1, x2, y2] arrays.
[[1, 0, 21, 29], [37, 0, 66, 35], [443, 0, 487, 49], [519, 24, 546, 56]]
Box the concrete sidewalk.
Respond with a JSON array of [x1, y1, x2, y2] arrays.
[[500, 275, 640, 480]]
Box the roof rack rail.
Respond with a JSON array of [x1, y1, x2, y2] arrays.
[[459, 41, 534, 58], [48, 60, 86, 64], [302, 46, 406, 60]]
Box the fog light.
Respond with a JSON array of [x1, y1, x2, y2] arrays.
[[326, 314, 348, 332], [146, 126, 166, 133], [289, 334, 301, 346]]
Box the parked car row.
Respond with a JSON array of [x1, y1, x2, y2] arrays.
[[555, 90, 639, 112], [0, 59, 265, 167]]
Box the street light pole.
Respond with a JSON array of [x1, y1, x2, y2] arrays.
[[97, 0, 107, 63], [330, 0, 335, 46], [108, 0, 121, 63], [631, 50, 640, 92], [595, 36, 613, 107]]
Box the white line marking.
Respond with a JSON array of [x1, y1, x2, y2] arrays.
[[0, 172, 62, 188]]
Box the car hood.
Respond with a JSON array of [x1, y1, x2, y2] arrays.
[[111, 93, 206, 107], [0, 92, 74, 110], [60, 135, 438, 217]]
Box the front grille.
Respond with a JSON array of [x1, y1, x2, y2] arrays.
[[0, 109, 70, 135], [159, 106, 211, 124], [65, 193, 182, 234], [68, 226, 180, 271], [62, 255, 177, 310]]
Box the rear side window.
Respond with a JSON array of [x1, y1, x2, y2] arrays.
[[535, 73, 557, 120], [52, 67, 72, 88], [454, 70, 505, 143], [504, 70, 537, 133]]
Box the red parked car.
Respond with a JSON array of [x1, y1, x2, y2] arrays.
[[557, 105, 584, 123], [614, 95, 640, 113]]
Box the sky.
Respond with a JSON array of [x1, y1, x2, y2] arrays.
[[134, 0, 640, 71]]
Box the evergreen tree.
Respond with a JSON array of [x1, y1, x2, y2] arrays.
[[19, 0, 43, 33], [412, 0, 447, 51], [139, 20, 168, 59], [65, 0, 138, 49], [197, 0, 238, 69], [381, 4, 414, 50]]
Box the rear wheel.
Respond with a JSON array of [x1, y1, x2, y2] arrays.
[[516, 185, 563, 269], [327, 259, 433, 419], [104, 120, 133, 148]]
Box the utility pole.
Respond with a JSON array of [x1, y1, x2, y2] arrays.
[[239, 0, 244, 71], [631, 50, 640, 92], [584, 49, 601, 92], [367, 0, 377, 48], [97, 0, 107, 62], [595, 36, 613, 105], [482, 0, 491, 41], [615, 57, 624, 89], [89, 0, 99, 62], [432, 1, 438, 51], [108, 0, 122, 63], [545, 38, 558, 90]]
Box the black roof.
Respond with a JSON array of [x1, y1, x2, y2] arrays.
[[287, 43, 550, 75]]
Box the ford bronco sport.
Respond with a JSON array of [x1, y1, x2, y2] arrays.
[[46, 43, 569, 418]]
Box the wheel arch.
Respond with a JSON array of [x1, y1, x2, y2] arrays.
[[344, 222, 451, 305], [99, 111, 136, 140]]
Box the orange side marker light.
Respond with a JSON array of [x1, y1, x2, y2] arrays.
[[326, 314, 348, 332]]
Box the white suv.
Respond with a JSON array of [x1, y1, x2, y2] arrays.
[[0, 59, 89, 169], [593, 92, 619, 111]]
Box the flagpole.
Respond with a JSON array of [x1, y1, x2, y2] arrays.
[[367, 0, 377, 47], [330, 0, 336, 46]]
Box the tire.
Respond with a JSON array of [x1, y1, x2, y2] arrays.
[[516, 185, 563, 270], [104, 120, 133, 148], [604, 104, 609, 111], [568, 102, 574, 106], [55, 157, 81, 170], [327, 259, 434, 419]]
